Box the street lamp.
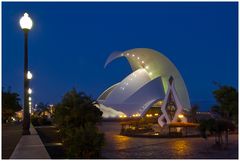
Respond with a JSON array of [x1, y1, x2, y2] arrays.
[[20, 13, 33, 135], [28, 88, 33, 94], [27, 71, 33, 80]]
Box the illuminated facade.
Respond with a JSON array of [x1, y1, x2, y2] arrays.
[[98, 48, 190, 126]]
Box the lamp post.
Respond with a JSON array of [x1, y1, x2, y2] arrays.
[[20, 13, 33, 135]]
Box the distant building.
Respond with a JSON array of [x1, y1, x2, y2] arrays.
[[98, 48, 191, 126], [15, 110, 23, 121]]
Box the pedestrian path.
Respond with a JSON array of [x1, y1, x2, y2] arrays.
[[10, 125, 50, 159]]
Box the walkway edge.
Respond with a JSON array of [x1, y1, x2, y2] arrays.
[[10, 125, 50, 159]]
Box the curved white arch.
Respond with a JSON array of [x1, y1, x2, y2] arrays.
[[97, 83, 120, 100], [140, 98, 163, 116], [124, 76, 165, 115], [104, 48, 191, 111], [103, 68, 151, 106]]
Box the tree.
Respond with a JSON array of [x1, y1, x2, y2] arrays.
[[35, 102, 49, 112], [2, 87, 22, 123], [189, 104, 199, 123], [31, 102, 53, 126], [199, 118, 235, 148], [212, 84, 238, 125], [54, 89, 104, 158]]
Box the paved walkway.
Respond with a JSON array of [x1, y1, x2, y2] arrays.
[[10, 125, 50, 159]]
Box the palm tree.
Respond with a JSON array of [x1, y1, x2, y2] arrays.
[[189, 104, 199, 123]]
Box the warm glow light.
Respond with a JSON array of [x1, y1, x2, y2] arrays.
[[119, 114, 127, 118], [27, 71, 33, 79], [178, 114, 184, 119], [126, 53, 129, 56], [141, 61, 144, 64], [28, 88, 32, 94], [154, 113, 159, 116], [137, 57, 140, 60], [132, 113, 140, 117], [29, 97, 32, 101], [149, 72, 152, 76], [19, 13, 33, 30], [146, 114, 152, 117], [145, 66, 149, 69], [132, 54, 135, 57]]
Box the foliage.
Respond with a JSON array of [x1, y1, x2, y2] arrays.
[[2, 87, 22, 123], [31, 102, 53, 126], [210, 105, 220, 113], [35, 102, 49, 112], [54, 89, 104, 158], [189, 104, 199, 123], [199, 118, 235, 147], [212, 84, 238, 124], [63, 122, 104, 158], [31, 114, 52, 126]]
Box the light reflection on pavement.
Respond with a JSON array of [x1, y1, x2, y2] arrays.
[[99, 122, 238, 159]]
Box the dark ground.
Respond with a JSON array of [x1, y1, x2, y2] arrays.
[[35, 126, 65, 159], [2, 122, 22, 159]]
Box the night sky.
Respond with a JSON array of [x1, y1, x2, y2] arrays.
[[2, 2, 238, 111]]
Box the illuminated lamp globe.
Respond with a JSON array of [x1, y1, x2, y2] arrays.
[[19, 13, 33, 30], [27, 71, 33, 79], [28, 88, 32, 94]]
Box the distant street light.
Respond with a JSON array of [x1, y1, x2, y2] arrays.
[[28, 88, 32, 94], [20, 13, 33, 135]]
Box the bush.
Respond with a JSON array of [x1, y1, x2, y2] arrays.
[[31, 115, 52, 126], [54, 89, 104, 158]]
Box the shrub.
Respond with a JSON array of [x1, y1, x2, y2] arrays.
[[54, 89, 104, 158]]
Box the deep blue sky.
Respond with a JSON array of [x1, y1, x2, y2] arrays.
[[2, 2, 238, 111]]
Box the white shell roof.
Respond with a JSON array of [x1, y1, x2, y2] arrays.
[[104, 68, 150, 105], [98, 48, 191, 115]]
